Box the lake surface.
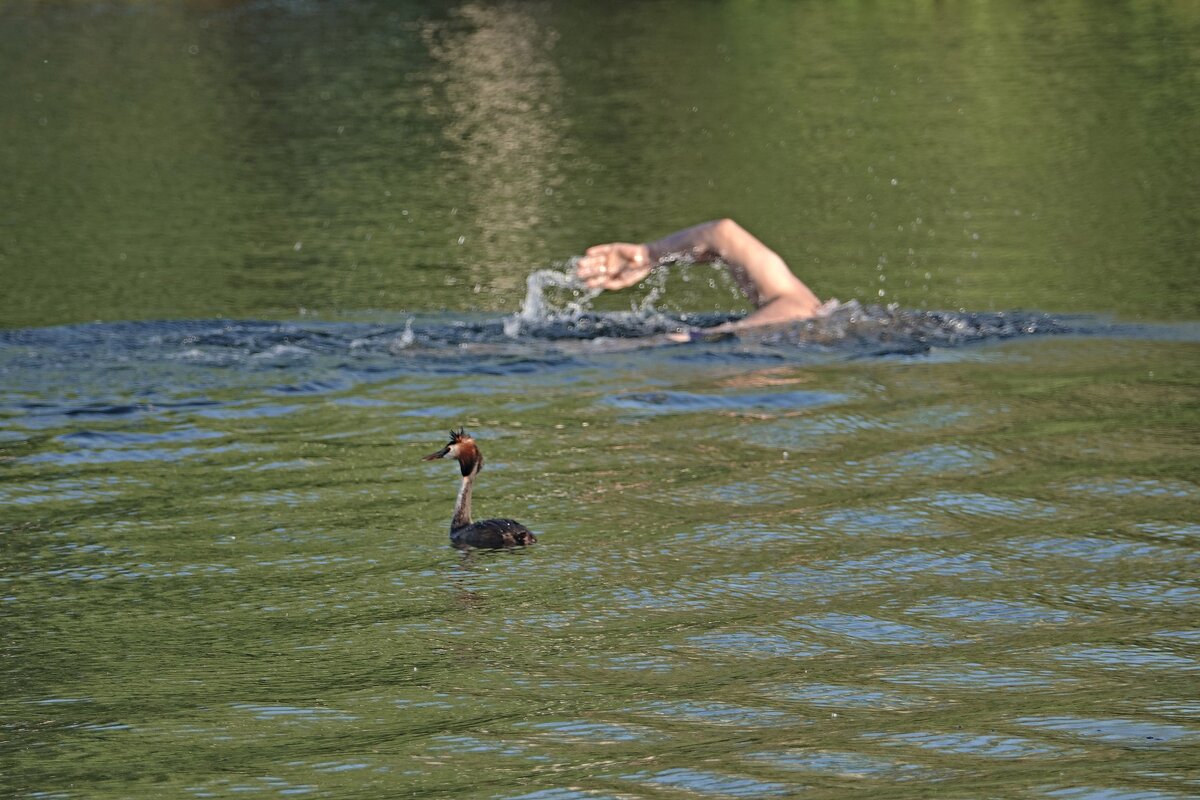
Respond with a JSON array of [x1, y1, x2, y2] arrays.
[[1, 2, 1198, 799]]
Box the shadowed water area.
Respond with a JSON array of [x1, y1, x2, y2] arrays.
[[1, 2, 1199, 799]]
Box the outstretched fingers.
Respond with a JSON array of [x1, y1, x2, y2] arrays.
[[575, 242, 652, 290]]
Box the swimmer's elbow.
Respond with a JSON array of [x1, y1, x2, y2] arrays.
[[752, 293, 822, 322], [710, 217, 743, 243]]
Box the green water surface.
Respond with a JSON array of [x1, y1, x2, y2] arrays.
[[4, 337, 1199, 798], [0, 0, 1197, 325]]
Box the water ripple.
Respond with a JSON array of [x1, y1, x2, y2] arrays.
[[747, 749, 943, 781], [1041, 786, 1196, 800], [517, 719, 658, 743], [1048, 645, 1200, 672], [0, 476, 128, 505], [739, 404, 976, 450], [231, 704, 358, 723], [23, 442, 252, 466], [860, 730, 1079, 759], [1012, 535, 1192, 564], [881, 664, 1080, 690], [812, 506, 956, 538], [916, 491, 1059, 519], [1135, 522, 1200, 542], [788, 613, 965, 647], [632, 700, 799, 728], [680, 631, 834, 659], [606, 388, 847, 415], [1015, 716, 1200, 746], [503, 790, 621, 800], [763, 682, 927, 710], [906, 596, 1087, 626], [822, 549, 1001, 580], [1061, 582, 1200, 610], [618, 768, 794, 797], [1063, 478, 1197, 500]]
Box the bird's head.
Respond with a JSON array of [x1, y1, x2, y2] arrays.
[[422, 428, 482, 476]]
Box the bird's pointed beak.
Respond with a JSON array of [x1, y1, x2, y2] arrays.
[[422, 445, 451, 461]]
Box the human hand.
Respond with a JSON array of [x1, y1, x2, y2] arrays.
[[575, 242, 653, 291]]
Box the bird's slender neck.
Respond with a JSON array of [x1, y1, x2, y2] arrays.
[[451, 455, 481, 532]]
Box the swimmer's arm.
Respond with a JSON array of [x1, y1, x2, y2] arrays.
[[577, 218, 822, 327]]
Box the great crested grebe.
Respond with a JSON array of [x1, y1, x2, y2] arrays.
[[422, 429, 537, 549]]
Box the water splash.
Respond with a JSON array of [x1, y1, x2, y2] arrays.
[[502, 261, 720, 341], [496, 260, 1083, 350], [521, 266, 599, 322], [504, 267, 598, 336], [0, 265, 1141, 420], [389, 318, 416, 352]]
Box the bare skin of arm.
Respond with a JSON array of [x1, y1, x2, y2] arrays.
[[575, 218, 822, 331]]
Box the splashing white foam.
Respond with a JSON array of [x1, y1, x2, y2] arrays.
[[505, 263, 601, 337], [388, 318, 415, 352]]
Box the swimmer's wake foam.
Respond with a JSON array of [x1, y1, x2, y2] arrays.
[[0, 264, 1140, 391]]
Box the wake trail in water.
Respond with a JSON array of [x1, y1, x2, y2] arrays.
[[0, 287, 1144, 373], [500, 264, 1087, 351], [0, 261, 1185, 423]]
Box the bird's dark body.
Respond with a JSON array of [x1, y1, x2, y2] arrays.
[[451, 518, 537, 549]]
